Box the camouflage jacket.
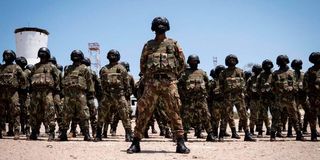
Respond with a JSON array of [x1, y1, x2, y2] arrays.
[[30, 62, 60, 91], [63, 64, 94, 93], [272, 67, 297, 95], [0, 63, 27, 89], [219, 67, 246, 94], [303, 65, 320, 97], [178, 68, 209, 98]]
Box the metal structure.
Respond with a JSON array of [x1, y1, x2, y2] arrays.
[[15, 27, 49, 65], [88, 42, 101, 74], [213, 56, 218, 67]]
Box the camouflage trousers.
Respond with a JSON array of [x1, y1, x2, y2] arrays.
[[110, 98, 132, 131], [222, 92, 248, 131], [309, 96, 320, 130], [0, 88, 20, 133], [19, 92, 30, 134], [209, 100, 234, 132], [271, 94, 301, 133], [256, 97, 271, 132], [30, 89, 56, 133], [295, 95, 310, 129], [249, 98, 260, 129], [53, 94, 63, 130], [133, 79, 184, 139], [182, 96, 213, 133], [61, 90, 90, 132], [98, 93, 131, 130]]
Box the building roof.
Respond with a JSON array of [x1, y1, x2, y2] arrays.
[[14, 27, 49, 35]]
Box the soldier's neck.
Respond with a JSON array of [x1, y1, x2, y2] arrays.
[[279, 65, 289, 71], [73, 62, 81, 66], [5, 62, 13, 65], [155, 34, 166, 42]]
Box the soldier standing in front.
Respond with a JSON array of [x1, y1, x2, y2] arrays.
[[127, 17, 190, 154]]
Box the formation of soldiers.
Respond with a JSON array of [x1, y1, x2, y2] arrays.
[[0, 17, 320, 154]]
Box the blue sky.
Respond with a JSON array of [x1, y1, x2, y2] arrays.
[[1, 0, 319, 78]]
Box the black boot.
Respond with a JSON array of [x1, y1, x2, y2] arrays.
[[206, 131, 217, 142], [144, 128, 149, 138], [276, 131, 285, 138], [83, 129, 92, 141], [244, 130, 256, 142], [296, 131, 305, 141], [218, 130, 225, 142], [176, 137, 190, 154], [164, 128, 172, 138], [250, 127, 255, 135], [127, 137, 141, 154], [0, 131, 2, 139], [13, 129, 20, 140], [125, 128, 133, 142], [48, 132, 55, 141], [184, 133, 188, 142], [159, 129, 165, 136], [59, 130, 68, 141], [270, 131, 276, 141], [7, 130, 14, 136], [266, 127, 271, 135], [29, 129, 38, 140], [286, 126, 293, 137], [311, 129, 318, 141], [195, 127, 204, 138], [231, 127, 241, 139], [94, 127, 102, 141]]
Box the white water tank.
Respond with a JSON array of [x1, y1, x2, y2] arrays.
[[15, 27, 49, 65]]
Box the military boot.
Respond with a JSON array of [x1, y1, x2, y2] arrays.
[[276, 130, 285, 138], [231, 127, 241, 139], [206, 131, 217, 142], [218, 130, 225, 142], [224, 131, 231, 137], [295, 131, 305, 141], [176, 137, 190, 154], [250, 127, 255, 135], [94, 127, 102, 142], [195, 127, 204, 138], [59, 130, 68, 141], [144, 128, 149, 138], [164, 128, 172, 138], [13, 129, 20, 140], [91, 125, 97, 138], [29, 129, 38, 140], [7, 130, 14, 136], [125, 128, 133, 142], [111, 126, 117, 136], [159, 128, 165, 136], [244, 130, 256, 142], [83, 130, 92, 141], [127, 137, 141, 154], [270, 131, 276, 141], [286, 126, 293, 137], [48, 132, 55, 141], [184, 133, 188, 141], [266, 127, 271, 135], [0, 131, 2, 139], [311, 129, 318, 141]]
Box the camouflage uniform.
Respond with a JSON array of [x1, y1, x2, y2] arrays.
[[97, 62, 132, 140], [179, 67, 214, 140], [19, 66, 32, 136], [0, 62, 26, 139], [60, 63, 94, 140], [29, 62, 60, 139]]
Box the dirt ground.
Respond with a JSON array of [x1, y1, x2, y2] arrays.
[[0, 120, 319, 160]]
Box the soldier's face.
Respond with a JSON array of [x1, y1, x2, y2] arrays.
[[228, 58, 237, 66], [3, 54, 13, 62]]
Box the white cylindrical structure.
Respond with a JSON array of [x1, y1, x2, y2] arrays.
[[15, 27, 49, 65]]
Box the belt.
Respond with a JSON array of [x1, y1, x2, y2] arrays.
[[153, 74, 170, 80]]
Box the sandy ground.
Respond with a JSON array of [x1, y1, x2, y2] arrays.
[[0, 120, 320, 160]]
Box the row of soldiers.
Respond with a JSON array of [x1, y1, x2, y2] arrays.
[[1, 47, 319, 142]]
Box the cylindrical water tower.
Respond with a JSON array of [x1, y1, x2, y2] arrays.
[[14, 27, 49, 65]]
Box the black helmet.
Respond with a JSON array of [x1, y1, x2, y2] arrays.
[[107, 49, 120, 62], [244, 71, 252, 80], [225, 54, 239, 66], [214, 65, 226, 76], [309, 52, 320, 64], [70, 50, 84, 62], [276, 54, 290, 66], [262, 59, 274, 70], [57, 64, 63, 71], [82, 57, 91, 66], [3, 50, 16, 62], [15, 56, 28, 68], [26, 64, 34, 71], [120, 61, 130, 72], [38, 47, 51, 59], [187, 54, 200, 64], [151, 17, 170, 34], [252, 64, 262, 74], [291, 59, 303, 70], [209, 69, 215, 78], [49, 56, 57, 65]]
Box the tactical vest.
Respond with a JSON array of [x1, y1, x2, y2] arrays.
[[260, 73, 272, 93], [274, 71, 294, 93], [295, 72, 304, 91], [315, 69, 320, 91], [100, 65, 124, 92], [249, 76, 258, 93], [185, 70, 206, 92], [224, 69, 244, 92], [31, 64, 55, 88], [146, 39, 178, 74], [63, 65, 87, 90], [0, 64, 19, 88]]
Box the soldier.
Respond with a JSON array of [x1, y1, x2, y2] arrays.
[[271, 55, 304, 141], [241, 71, 252, 132], [179, 54, 216, 141], [15, 56, 31, 137], [304, 52, 320, 141], [247, 65, 263, 135], [290, 59, 310, 135], [0, 50, 26, 139], [95, 49, 132, 142], [127, 17, 190, 154], [59, 50, 94, 141], [29, 47, 60, 141], [110, 61, 135, 136], [256, 60, 273, 137], [219, 54, 256, 141]]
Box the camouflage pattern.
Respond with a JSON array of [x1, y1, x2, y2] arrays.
[[179, 68, 213, 134], [29, 62, 60, 134], [219, 67, 249, 132], [133, 38, 185, 139], [0, 63, 26, 137], [19, 67, 32, 135], [98, 63, 131, 131], [87, 69, 99, 136], [246, 72, 260, 131], [61, 64, 94, 133]]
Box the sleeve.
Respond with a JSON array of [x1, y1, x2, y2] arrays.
[[85, 67, 95, 94], [174, 41, 186, 75], [140, 43, 149, 75]]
